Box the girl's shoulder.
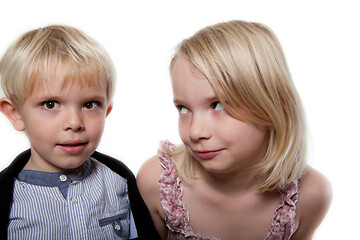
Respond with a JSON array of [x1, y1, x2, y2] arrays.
[[137, 150, 165, 201], [291, 166, 332, 239], [137, 141, 176, 180], [137, 140, 175, 183], [137, 145, 169, 239]]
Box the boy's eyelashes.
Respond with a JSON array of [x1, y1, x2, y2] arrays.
[[40, 100, 102, 110], [83, 101, 101, 109], [42, 100, 60, 110]]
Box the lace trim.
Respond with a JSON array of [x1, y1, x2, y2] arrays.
[[265, 180, 299, 240], [158, 140, 218, 240]]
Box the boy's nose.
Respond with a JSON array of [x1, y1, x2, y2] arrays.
[[189, 113, 211, 141], [64, 109, 85, 131]]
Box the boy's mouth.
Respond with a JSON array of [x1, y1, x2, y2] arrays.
[[57, 141, 88, 154]]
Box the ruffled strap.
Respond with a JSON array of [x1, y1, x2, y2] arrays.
[[265, 179, 299, 240], [158, 140, 194, 237], [158, 141, 218, 240]]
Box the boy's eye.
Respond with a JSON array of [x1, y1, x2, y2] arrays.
[[83, 101, 99, 109], [42, 101, 60, 110], [212, 101, 224, 111], [177, 105, 189, 114]]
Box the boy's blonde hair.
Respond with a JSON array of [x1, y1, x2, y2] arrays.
[[0, 25, 115, 109], [170, 20, 306, 191]]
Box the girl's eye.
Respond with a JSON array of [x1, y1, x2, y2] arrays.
[[212, 101, 224, 111], [42, 101, 60, 110], [177, 105, 189, 114], [83, 101, 99, 109]]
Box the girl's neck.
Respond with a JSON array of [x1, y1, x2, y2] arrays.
[[193, 161, 265, 195]]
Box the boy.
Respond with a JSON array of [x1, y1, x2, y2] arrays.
[[0, 25, 160, 239]]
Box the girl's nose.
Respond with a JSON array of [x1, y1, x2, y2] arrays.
[[189, 113, 211, 141]]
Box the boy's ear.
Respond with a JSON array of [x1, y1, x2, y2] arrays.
[[0, 97, 25, 131], [106, 103, 113, 117]]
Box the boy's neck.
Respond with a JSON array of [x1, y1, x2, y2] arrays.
[[23, 156, 88, 174]]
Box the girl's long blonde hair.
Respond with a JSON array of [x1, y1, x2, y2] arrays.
[[170, 20, 306, 192]]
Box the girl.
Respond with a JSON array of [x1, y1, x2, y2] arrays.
[[137, 20, 332, 240]]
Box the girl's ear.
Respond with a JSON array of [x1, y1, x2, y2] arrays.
[[106, 103, 113, 117], [0, 97, 25, 131]]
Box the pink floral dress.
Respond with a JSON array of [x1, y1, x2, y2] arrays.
[[158, 140, 299, 240]]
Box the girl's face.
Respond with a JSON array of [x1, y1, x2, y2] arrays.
[[171, 55, 268, 175]]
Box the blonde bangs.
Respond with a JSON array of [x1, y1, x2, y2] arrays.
[[61, 55, 111, 87], [0, 25, 115, 109]]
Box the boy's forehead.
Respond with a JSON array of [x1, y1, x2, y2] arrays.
[[22, 56, 112, 104], [30, 72, 106, 96]]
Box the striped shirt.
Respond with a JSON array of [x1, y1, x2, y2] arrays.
[[8, 157, 138, 239]]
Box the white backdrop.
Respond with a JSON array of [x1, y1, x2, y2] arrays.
[[1, 0, 359, 238]]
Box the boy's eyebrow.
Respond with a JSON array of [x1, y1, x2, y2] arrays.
[[34, 93, 62, 100], [84, 94, 107, 102], [33, 92, 107, 101]]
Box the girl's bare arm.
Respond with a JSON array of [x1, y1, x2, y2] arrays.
[[291, 166, 332, 240], [137, 155, 168, 240]]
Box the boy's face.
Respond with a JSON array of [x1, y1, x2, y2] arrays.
[[17, 78, 112, 172]]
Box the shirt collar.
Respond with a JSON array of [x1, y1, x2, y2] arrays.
[[17, 159, 93, 198]]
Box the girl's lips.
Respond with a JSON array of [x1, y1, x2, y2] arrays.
[[195, 149, 223, 159], [57, 142, 87, 155]]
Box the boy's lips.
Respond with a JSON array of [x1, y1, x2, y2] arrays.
[[57, 141, 88, 154]]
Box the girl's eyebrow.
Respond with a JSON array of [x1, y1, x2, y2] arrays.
[[173, 98, 182, 105], [205, 96, 220, 102], [173, 96, 220, 108]]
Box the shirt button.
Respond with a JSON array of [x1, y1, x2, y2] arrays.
[[114, 223, 121, 231], [70, 197, 78, 204], [59, 175, 67, 181]]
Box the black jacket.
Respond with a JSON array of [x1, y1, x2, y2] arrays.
[[0, 150, 161, 240]]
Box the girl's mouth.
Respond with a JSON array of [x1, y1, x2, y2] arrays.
[[195, 149, 223, 159]]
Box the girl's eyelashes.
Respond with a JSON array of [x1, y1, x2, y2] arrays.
[[176, 105, 189, 114], [83, 101, 100, 109], [176, 102, 225, 114], [42, 100, 60, 110], [212, 101, 225, 111]]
